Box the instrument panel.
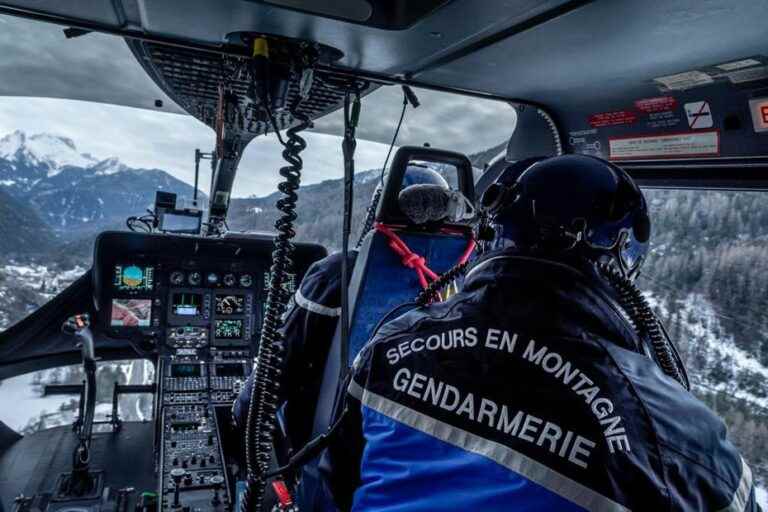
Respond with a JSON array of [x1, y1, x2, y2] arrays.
[[94, 231, 326, 349], [93, 231, 326, 511]]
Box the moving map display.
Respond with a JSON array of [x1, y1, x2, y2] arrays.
[[111, 298, 152, 327]]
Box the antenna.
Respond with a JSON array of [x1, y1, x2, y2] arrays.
[[194, 149, 213, 208]]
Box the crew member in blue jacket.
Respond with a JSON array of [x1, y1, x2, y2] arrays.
[[324, 155, 758, 511], [233, 165, 452, 450]]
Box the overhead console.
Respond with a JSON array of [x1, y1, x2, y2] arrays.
[[92, 231, 325, 511]]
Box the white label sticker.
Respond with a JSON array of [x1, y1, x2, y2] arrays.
[[684, 101, 713, 129], [609, 131, 719, 160], [654, 71, 713, 91], [728, 65, 768, 84], [716, 58, 761, 71]]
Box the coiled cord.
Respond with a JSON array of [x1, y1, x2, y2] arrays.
[[242, 112, 311, 512], [356, 187, 382, 247], [416, 261, 470, 306], [598, 263, 690, 390]]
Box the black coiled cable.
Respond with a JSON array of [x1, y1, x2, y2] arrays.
[[356, 187, 382, 247], [416, 261, 470, 306], [242, 112, 311, 512], [598, 263, 690, 390]]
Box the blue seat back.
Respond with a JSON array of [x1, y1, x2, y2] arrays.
[[299, 227, 472, 510]]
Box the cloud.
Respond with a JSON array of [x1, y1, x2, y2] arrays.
[[0, 97, 393, 197]]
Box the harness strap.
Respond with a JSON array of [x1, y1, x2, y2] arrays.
[[374, 223, 475, 290]]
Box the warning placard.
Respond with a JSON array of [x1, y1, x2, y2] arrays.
[[588, 110, 637, 128], [684, 101, 713, 129], [635, 96, 677, 113], [609, 131, 719, 160], [654, 70, 713, 91]]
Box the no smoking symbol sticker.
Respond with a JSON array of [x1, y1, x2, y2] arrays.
[[685, 101, 713, 129]]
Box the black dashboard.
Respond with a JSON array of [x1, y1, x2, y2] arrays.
[[92, 231, 326, 511], [94, 231, 324, 349]]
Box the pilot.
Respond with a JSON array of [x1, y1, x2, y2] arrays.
[[323, 155, 758, 511], [233, 164, 453, 452]]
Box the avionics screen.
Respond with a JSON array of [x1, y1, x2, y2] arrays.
[[171, 364, 202, 378], [215, 294, 245, 316], [215, 319, 244, 339], [113, 264, 154, 292], [214, 363, 245, 377], [111, 299, 152, 327], [161, 210, 202, 234], [172, 293, 202, 316]]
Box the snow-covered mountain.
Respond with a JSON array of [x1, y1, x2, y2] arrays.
[[0, 130, 202, 239], [0, 131, 97, 185]]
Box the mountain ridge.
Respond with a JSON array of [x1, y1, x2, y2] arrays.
[[0, 130, 203, 239]]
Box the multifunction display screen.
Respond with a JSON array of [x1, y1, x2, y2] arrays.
[[111, 298, 152, 327], [215, 294, 245, 316], [214, 363, 245, 377], [170, 364, 202, 378], [113, 264, 154, 292], [215, 319, 244, 339], [172, 292, 203, 316]]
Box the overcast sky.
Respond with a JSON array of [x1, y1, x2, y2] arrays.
[[0, 14, 516, 198]]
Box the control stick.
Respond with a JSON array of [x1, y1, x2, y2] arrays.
[[170, 468, 186, 509], [60, 313, 98, 496]]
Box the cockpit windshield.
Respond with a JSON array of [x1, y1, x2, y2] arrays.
[[0, 4, 766, 510]]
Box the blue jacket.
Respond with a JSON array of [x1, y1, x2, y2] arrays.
[[234, 250, 357, 449], [324, 253, 758, 511]]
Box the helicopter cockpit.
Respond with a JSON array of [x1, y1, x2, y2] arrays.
[[0, 1, 767, 511]]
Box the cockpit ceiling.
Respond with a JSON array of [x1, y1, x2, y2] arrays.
[[1, 0, 768, 159]]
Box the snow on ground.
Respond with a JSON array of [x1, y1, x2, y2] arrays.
[[647, 291, 768, 408], [756, 485, 767, 509], [1, 263, 85, 299]]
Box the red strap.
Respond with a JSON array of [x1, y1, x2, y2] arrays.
[[374, 223, 475, 290], [271, 480, 293, 507]]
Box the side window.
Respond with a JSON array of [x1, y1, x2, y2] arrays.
[[0, 359, 155, 434], [641, 189, 768, 486]]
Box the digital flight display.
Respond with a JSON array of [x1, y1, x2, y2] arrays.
[[170, 364, 202, 378], [172, 292, 202, 316], [214, 363, 245, 377], [215, 294, 245, 316], [215, 319, 244, 339], [113, 264, 154, 292], [111, 298, 152, 327]]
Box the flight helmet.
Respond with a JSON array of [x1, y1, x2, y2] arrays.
[[479, 155, 650, 279]]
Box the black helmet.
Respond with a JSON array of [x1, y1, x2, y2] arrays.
[[480, 155, 650, 279]]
